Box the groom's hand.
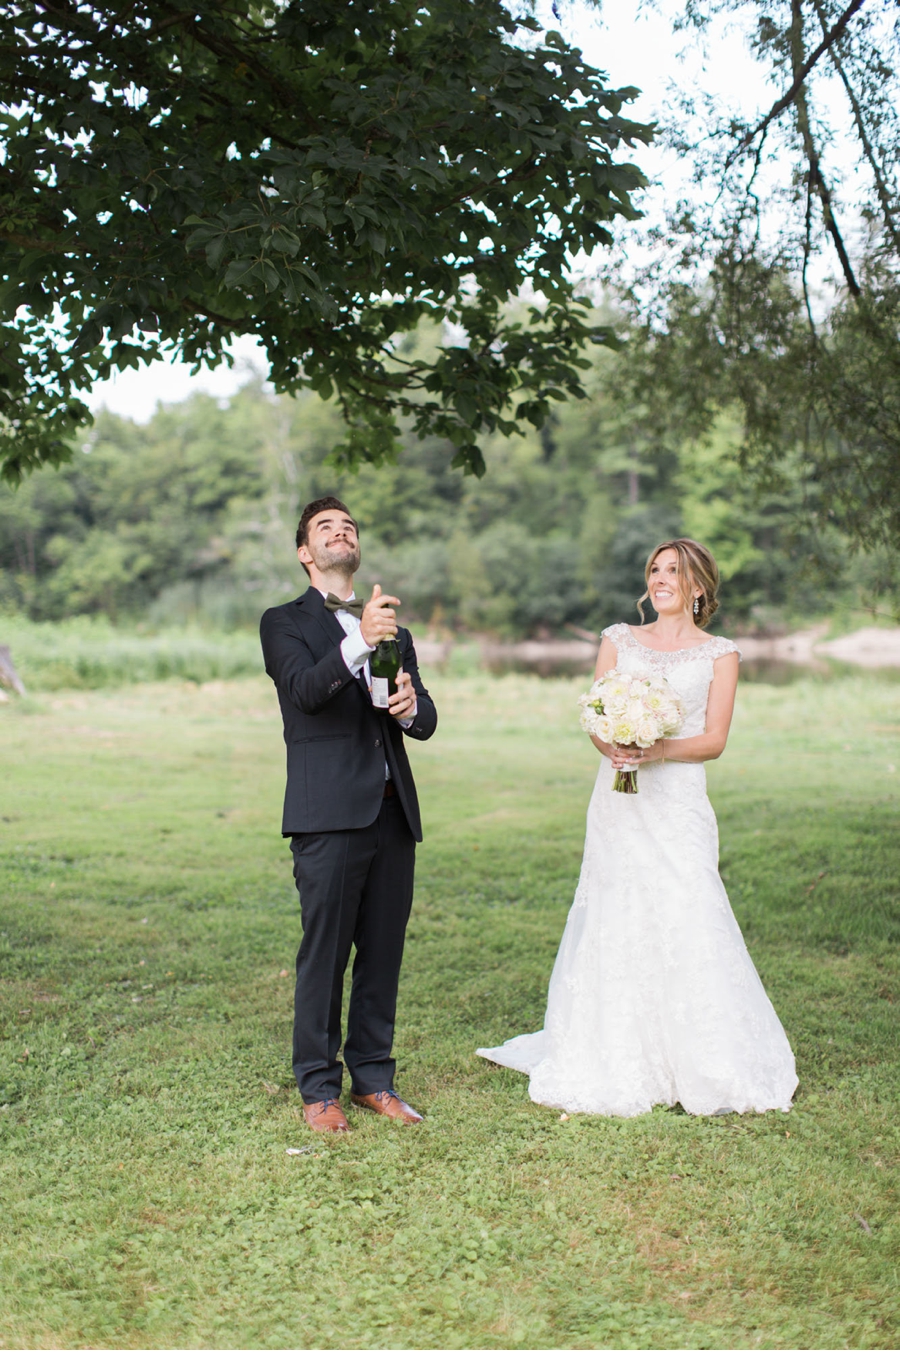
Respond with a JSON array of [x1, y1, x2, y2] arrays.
[[389, 670, 417, 723], [360, 583, 401, 647]]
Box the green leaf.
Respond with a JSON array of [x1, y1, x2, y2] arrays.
[[0, 0, 651, 482]]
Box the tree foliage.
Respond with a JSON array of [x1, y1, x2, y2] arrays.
[[605, 0, 900, 551], [0, 0, 650, 481], [5, 366, 886, 635]]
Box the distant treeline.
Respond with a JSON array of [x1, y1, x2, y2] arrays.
[[0, 347, 889, 638]]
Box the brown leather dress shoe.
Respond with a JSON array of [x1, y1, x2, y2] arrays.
[[351, 1089, 423, 1124], [302, 1098, 350, 1133]]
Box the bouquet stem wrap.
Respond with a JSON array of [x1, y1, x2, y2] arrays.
[[578, 668, 685, 795]]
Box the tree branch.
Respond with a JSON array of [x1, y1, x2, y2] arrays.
[[809, 0, 900, 253], [179, 299, 240, 329], [0, 230, 82, 254], [790, 0, 861, 298], [801, 179, 818, 335], [728, 0, 868, 164]]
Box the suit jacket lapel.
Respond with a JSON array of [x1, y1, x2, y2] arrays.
[[297, 586, 346, 646], [297, 587, 371, 703]]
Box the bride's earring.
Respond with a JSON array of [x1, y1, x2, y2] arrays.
[[693, 596, 700, 615]]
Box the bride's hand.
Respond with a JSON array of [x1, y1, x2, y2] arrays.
[[610, 741, 663, 769]]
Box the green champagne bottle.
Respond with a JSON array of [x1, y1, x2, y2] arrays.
[[370, 637, 401, 710]]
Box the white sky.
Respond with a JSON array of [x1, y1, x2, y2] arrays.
[[84, 2, 768, 423], [86, 334, 271, 422]]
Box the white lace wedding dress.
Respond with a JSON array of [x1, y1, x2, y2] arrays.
[[477, 623, 798, 1117]]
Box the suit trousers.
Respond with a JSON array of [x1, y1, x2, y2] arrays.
[[289, 794, 416, 1102]]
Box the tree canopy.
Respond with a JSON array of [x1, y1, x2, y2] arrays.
[[0, 0, 650, 481], [602, 0, 900, 552]]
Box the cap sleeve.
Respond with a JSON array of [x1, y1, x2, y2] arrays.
[[601, 623, 630, 644], [712, 636, 742, 662]]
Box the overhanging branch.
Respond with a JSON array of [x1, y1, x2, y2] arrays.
[[727, 0, 868, 165], [789, 0, 861, 298], [810, 0, 900, 253]]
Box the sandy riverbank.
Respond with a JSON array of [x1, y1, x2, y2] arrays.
[[415, 626, 900, 673]]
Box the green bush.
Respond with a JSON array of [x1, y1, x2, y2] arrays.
[[0, 616, 263, 691]]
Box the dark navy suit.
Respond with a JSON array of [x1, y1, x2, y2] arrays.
[[260, 587, 437, 1101]]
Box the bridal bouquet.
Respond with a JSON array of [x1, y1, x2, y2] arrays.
[[578, 669, 685, 794]]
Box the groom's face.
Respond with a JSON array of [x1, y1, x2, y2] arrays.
[[298, 509, 361, 576]]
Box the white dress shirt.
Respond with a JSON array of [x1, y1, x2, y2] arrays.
[[320, 591, 413, 775], [324, 593, 375, 683]]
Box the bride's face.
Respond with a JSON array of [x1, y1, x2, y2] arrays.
[[648, 548, 696, 618]]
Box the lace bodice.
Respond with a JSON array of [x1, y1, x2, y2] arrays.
[[602, 623, 741, 738]]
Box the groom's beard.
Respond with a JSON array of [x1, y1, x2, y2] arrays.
[[309, 539, 360, 578]]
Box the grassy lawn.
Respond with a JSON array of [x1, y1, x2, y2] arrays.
[[0, 668, 897, 1350]]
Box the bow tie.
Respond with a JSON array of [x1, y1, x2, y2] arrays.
[[323, 592, 365, 619]]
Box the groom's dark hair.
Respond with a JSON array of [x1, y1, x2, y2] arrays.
[[295, 496, 358, 551]]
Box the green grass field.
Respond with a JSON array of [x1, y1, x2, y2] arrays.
[[0, 668, 897, 1350]]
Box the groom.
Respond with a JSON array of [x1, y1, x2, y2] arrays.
[[260, 497, 437, 1133]]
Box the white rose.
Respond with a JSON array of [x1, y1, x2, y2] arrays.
[[636, 719, 658, 746]]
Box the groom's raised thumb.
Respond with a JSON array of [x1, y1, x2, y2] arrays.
[[371, 583, 382, 602]]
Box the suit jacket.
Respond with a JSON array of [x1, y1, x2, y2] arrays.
[[260, 588, 437, 841]]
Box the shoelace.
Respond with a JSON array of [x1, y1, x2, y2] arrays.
[[313, 1097, 343, 1115]]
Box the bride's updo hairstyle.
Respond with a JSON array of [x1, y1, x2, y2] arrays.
[[637, 538, 720, 629]]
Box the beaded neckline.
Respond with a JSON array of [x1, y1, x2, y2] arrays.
[[604, 622, 740, 666]]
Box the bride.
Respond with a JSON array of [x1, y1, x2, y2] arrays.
[[477, 538, 798, 1117]]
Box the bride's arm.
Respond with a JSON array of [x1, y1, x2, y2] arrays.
[[588, 636, 619, 759], [640, 652, 740, 765]]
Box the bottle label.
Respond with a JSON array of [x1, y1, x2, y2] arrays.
[[371, 677, 390, 709]]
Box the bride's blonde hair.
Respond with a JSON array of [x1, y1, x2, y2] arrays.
[[637, 538, 720, 629]]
